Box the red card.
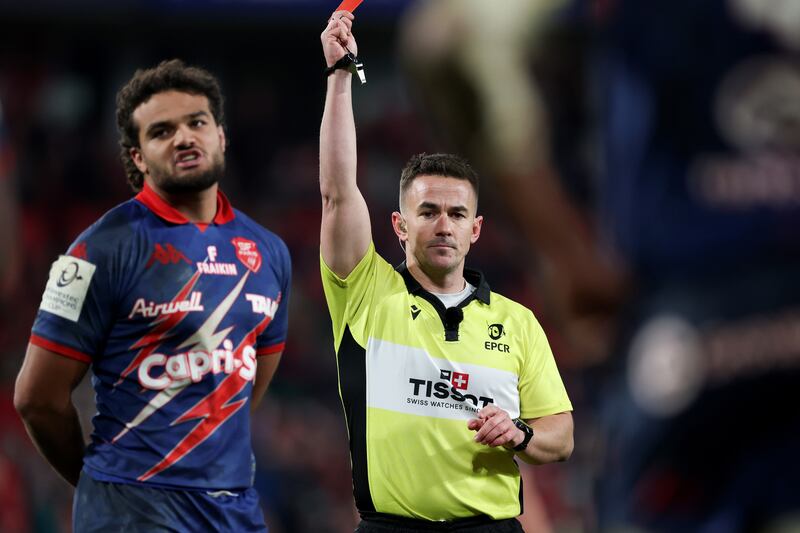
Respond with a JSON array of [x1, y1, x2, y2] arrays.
[[335, 0, 363, 13]]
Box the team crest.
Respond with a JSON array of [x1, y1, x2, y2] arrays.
[[231, 237, 262, 273]]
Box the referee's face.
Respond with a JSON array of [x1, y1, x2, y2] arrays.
[[131, 90, 226, 195], [398, 174, 483, 278]]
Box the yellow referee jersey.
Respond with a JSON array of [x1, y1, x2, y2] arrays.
[[321, 243, 572, 521]]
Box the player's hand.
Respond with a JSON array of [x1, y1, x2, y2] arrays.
[[321, 10, 357, 68], [468, 405, 523, 449]]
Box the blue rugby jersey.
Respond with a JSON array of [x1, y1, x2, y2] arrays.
[[30, 183, 290, 490]]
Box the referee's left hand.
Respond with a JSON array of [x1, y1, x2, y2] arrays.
[[468, 405, 523, 449]]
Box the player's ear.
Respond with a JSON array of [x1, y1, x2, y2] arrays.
[[218, 126, 226, 153], [392, 211, 407, 241], [130, 147, 148, 175]]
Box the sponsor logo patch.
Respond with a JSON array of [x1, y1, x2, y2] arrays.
[[137, 339, 257, 390], [409, 368, 491, 410], [196, 261, 238, 276], [486, 323, 510, 353], [246, 293, 280, 318], [439, 369, 469, 389], [128, 291, 204, 319], [232, 237, 262, 273], [367, 339, 521, 420], [40, 255, 96, 322], [488, 323, 505, 340], [451, 371, 470, 390], [196, 244, 239, 276]]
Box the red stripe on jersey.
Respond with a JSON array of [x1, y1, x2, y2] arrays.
[[29, 334, 92, 363], [257, 342, 285, 356]]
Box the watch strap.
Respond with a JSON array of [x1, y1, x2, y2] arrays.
[[512, 418, 534, 452]]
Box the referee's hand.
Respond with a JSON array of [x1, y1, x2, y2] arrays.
[[321, 10, 357, 68], [468, 405, 523, 449]]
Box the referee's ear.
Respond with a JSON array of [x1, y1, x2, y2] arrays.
[[470, 215, 483, 244], [391, 211, 408, 242]]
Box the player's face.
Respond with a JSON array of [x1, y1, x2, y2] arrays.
[[398, 175, 482, 277], [131, 90, 226, 194]]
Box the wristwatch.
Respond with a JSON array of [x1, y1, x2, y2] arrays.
[[512, 418, 534, 452]]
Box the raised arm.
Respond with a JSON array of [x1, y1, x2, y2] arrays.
[[319, 11, 372, 278]]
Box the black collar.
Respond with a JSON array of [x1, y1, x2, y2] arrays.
[[395, 262, 491, 305]]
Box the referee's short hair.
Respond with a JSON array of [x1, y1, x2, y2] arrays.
[[116, 59, 226, 192], [399, 153, 480, 207]]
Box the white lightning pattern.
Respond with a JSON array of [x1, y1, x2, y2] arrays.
[[112, 272, 251, 443]]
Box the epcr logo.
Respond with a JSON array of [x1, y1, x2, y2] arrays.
[[488, 323, 505, 340], [57, 262, 83, 287]]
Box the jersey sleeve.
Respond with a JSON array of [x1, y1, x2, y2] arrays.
[[518, 311, 573, 419], [320, 242, 394, 351], [255, 237, 291, 356], [30, 234, 120, 363]]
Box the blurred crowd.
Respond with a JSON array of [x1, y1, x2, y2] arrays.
[[2, 0, 800, 531]]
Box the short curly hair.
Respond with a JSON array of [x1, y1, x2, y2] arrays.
[[399, 153, 480, 207], [115, 59, 225, 191]]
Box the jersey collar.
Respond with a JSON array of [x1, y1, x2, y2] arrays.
[[395, 262, 491, 305], [135, 182, 236, 228]]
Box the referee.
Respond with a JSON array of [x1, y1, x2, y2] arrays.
[[319, 11, 574, 532]]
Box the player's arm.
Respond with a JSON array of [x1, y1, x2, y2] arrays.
[[14, 343, 89, 486], [250, 352, 282, 412], [469, 406, 573, 465], [319, 11, 371, 278]]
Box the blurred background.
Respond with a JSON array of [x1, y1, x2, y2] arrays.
[[1, 0, 799, 531]]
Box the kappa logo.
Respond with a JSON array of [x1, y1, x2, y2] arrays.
[[232, 237, 262, 273], [146, 243, 191, 269], [410, 305, 421, 320], [486, 323, 510, 353]]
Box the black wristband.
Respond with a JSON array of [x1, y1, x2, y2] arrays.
[[512, 418, 534, 452], [324, 52, 366, 84], [324, 52, 354, 76]]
